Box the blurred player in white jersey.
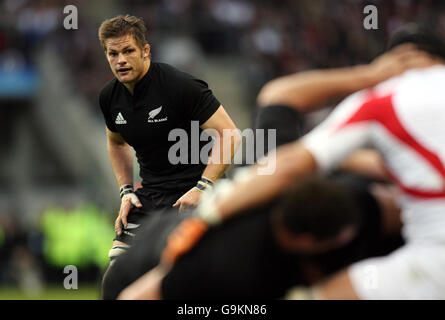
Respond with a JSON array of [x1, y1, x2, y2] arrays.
[[212, 24, 445, 299]]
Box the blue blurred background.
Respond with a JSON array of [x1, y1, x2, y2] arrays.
[[0, 0, 444, 299]]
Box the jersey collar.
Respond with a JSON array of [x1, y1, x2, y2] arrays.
[[133, 62, 153, 98], [120, 62, 153, 100]]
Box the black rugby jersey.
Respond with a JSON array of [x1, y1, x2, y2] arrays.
[[99, 62, 221, 192]]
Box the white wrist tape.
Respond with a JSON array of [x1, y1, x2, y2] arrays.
[[195, 178, 234, 226], [122, 192, 140, 205]]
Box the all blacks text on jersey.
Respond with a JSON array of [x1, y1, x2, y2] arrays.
[[148, 106, 168, 123]]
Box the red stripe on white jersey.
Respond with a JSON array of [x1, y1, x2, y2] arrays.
[[336, 92, 445, 198]]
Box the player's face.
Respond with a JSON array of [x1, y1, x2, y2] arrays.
[[105, 34, 150, 85]]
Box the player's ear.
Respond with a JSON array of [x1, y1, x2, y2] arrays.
[[143, 44, 151, 59]]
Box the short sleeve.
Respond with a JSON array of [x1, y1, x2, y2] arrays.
[[181, 77, 221, 125], [99, 83, 118, 132], [301, 90, 374, 172]]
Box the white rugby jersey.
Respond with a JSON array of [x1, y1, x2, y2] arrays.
[[302, 65, 445, 243]]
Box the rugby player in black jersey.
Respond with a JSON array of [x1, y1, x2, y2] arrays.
[[97, 15, 240, 296]]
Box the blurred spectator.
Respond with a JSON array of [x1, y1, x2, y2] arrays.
[[0, 214, 29, 285]]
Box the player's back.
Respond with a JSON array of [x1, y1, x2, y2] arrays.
[[372, 65, 445, 243]]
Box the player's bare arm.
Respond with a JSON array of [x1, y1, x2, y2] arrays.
[[107, 128, 133, 187], [214, 142, 317, 220], [200, 105, 242, 180], [173, 105, 241, 211], [339, 149, 389, 181], [257, 44, 432, 112], [118, 265, 166, 300], [107, 128, 142, 236]]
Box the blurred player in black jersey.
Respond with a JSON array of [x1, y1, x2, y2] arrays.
[[104, 176, 378, 299]]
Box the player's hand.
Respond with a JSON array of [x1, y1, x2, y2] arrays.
[[115, 193, 142, 236], [172, 187, 202, 212], [369, 43, 436, 82]]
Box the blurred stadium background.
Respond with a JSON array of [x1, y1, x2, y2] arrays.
[[0, 0, 444, 299]]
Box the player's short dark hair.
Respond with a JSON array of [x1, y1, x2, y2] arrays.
[[388, 23, 445, 60], [273, 177, 361, 241], [98, 14, 148, 52]]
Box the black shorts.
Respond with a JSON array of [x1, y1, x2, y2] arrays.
[[103, 209, 192, 300], [113, 187, 191, 244]]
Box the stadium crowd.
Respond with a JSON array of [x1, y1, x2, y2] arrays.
[[58, 0, 445, 106], [2, 0, 444, 107]]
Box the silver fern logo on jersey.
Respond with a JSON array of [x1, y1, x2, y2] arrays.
[[148, 106, 168, 123]]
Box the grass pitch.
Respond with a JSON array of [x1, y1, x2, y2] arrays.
[[0, 285, 100, 300]]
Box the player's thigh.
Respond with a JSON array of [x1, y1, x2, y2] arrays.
[[348, 243, 445, 299]]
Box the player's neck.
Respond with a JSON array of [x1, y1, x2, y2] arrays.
[[124, 60, 151, 95]]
